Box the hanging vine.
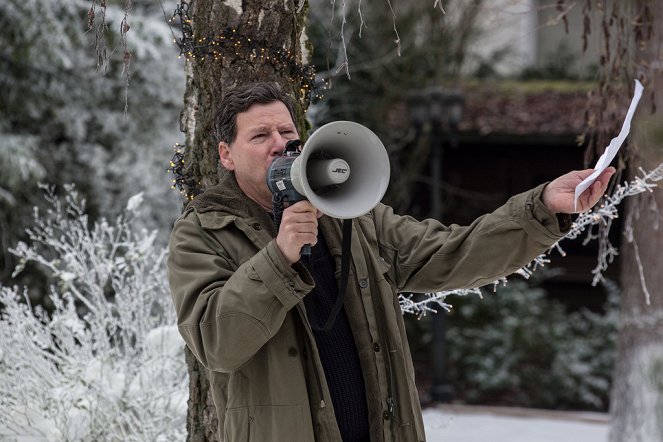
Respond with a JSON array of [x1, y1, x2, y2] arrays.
[[579, 0, 656, 169]]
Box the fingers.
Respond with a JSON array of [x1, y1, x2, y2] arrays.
[[587, 180, 602, 208], [581, 167, 615, 210], [275, 201, 319, 264], [588, 166, 615, 202], [574, 169, 596, 180], [282, 202, 318, 241], [574, 166, 616, 184], [597, 166, 616, 187], [285, 200, 317, 213]]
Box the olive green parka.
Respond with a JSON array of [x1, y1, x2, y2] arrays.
[[167, 172, 569, 442]]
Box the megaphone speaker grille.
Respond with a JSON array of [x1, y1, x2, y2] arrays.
[[292, 121, 390, 219]]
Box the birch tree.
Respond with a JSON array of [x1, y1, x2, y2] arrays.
[[170, 1, 311, 439]]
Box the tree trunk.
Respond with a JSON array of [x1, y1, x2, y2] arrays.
[[179, 0, 311, 195], [178, 1, 311, 439], [610, 112, 663, 440], [609, 1, 663, 441]]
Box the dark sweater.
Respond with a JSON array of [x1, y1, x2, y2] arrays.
[[302, 233, 370, 442]]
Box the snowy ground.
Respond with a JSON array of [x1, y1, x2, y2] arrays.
[[2, 405, 610, 441], [423, 404, 609, 442]]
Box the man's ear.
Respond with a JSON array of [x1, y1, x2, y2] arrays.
[[219, 141, 234, 171]]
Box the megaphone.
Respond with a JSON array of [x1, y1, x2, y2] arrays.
[[266, 121, 390, 219]]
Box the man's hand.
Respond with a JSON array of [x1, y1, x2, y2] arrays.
[[542, 167, 616, 214], [276, 201, 322, 265]]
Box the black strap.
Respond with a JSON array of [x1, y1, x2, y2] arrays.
[[272, 192, 285, 232], [311, 218, 353, 332]]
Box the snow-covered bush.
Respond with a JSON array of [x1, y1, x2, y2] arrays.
[[0, 186, 187, 441], [0, 0, 183, 259], [445, 278, 619, 411]]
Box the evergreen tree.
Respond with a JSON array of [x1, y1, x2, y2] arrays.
[[0, 0, 183, 284]]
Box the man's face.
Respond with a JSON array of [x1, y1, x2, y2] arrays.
[[219, 101, 299, 210]]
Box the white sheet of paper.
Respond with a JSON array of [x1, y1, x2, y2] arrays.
[[574, 79, 644, 211]]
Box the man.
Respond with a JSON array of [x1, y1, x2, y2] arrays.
[[167, 82, 614, 442]]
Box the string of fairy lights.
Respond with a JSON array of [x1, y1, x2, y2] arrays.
[[167, 143, 196, 200], [166, 1, 321, 200], [172, 2, 319, 104]]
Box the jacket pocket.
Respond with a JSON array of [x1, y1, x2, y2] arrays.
[[376, 244, 396, 288], [224, 404, 309, 442], [224, 406, 250, 441]]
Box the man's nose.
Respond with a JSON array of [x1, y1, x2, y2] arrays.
[[270, 132, 287, 155]]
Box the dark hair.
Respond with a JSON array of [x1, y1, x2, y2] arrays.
[[214, 82, 297, 144]]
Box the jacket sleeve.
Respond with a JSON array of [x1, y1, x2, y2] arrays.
[[373, 183, 569, 293], [167, 210, 314, 373]]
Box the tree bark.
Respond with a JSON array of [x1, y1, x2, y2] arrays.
[[178, 1, 310, 439], [610, 117, 663, 440], [180, 0, 311, 194], [609, 1, 663, 441]]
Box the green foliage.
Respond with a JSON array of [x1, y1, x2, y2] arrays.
[[520, 42, 597, 81], [443, 278, 618, 411]]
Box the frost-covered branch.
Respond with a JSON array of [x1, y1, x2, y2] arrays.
[[1, 0, 184, 248], [400, 162, 663, 316], [399, 288, 480, 318], [385, 0, 402, 56], [0, 186, 186, 441], [570, 163, 663, 286]]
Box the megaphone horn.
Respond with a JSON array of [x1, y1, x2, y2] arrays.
[[266, 121, 390, 219]]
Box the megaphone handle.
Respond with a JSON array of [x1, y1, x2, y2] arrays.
[[301, 244, 312, 256]]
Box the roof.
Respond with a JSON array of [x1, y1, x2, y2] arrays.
[[387, 80, 597, 138], [459, 80, 595, 136]]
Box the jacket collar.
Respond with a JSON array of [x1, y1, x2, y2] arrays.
[[186, 171, 277, 237], [187, 171, 265, 218], [187, 171, 345, 255]]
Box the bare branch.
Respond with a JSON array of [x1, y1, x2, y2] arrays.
[[385, 0, 402, 56], [433, 0, 446, 14]]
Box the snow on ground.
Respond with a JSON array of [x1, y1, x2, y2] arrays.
[[2, 405, 610, 441], [423, 404, 609, 442]]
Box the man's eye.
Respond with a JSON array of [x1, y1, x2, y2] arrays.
[[252, 133, 266, 140]]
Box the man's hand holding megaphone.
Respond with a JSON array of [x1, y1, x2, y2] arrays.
[[275, 201, 322, 265]]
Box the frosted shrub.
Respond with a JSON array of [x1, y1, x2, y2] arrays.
[[0, 185, 187, 441], [446, 278, 619, 411]]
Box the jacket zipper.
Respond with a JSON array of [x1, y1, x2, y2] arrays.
[[297, 304, 327, 410], [372, 286, 397, 421], [369, 211, 397, 422]]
